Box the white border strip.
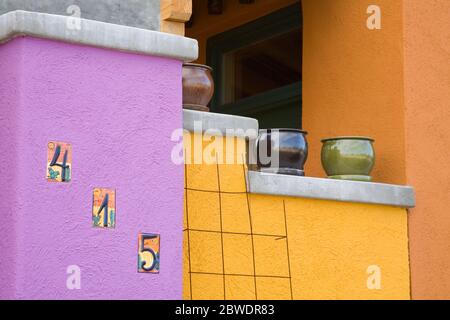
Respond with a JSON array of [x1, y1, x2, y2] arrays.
[[248, 171, 415, 208], [0, 10, 198, 62]]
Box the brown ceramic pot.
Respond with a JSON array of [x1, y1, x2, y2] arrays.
[[182, 63, 214, 112]]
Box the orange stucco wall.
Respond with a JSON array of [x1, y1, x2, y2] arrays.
[[188, 0, 407, 185], [302, 0, 406, 184], [186, 0, 299, 64], [404, 0, 450, 300]]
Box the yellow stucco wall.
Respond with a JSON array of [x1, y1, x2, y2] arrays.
[[183, 133, 410, 300]]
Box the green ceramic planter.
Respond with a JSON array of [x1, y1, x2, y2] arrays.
[[321, 136, 375, 182]]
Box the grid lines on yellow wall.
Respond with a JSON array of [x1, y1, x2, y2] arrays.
[[183, 160, 293, 300]]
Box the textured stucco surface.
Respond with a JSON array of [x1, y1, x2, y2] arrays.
[[404, 0, 450, 300], [0, 33, 21, 299], [285, 195, 410, 299], [0, 37, 183, 299], [302, 0, 406, 185], [0, 0, 160, 30], [183, 133, 410, 300]]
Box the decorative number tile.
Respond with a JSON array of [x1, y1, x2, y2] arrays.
[[92, 188, 116, 228], [138, 233, 160, 274], [47, 141, 72, 182]]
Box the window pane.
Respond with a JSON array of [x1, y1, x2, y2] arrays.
[[222, 28, 302, 105]]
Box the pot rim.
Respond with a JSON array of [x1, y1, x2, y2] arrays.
[[321, 136, 374, 143], [183, 63, 213, 72], [259, 128, 308, 135]]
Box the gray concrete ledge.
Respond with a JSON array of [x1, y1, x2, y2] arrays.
[[0, 10, 198, 62], [183, 110, 259, 139], [248, 171, 415, 208], [0, 0, 160, 31]]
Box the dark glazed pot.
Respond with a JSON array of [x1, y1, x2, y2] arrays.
[[182, 63, 214, 112], [321, 136, 375, 182], [256, 129, 308, 176]]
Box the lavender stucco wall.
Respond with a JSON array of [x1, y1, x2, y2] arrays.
[[0, 37, 183, 299]]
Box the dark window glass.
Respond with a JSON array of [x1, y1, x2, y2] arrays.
[[221, 28, 302, 105]]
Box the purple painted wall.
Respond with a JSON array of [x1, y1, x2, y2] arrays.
[[0, 37, 183, 299]]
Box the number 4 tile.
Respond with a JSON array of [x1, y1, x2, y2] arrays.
[[47, 141, 71, 183]]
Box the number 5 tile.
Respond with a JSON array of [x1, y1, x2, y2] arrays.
[[138, 233, 160, 273]]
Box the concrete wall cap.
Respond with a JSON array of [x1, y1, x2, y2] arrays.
[[248, 171, 416, 208], [0, 10, 198, 62], [183, 110, 259, 139]]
